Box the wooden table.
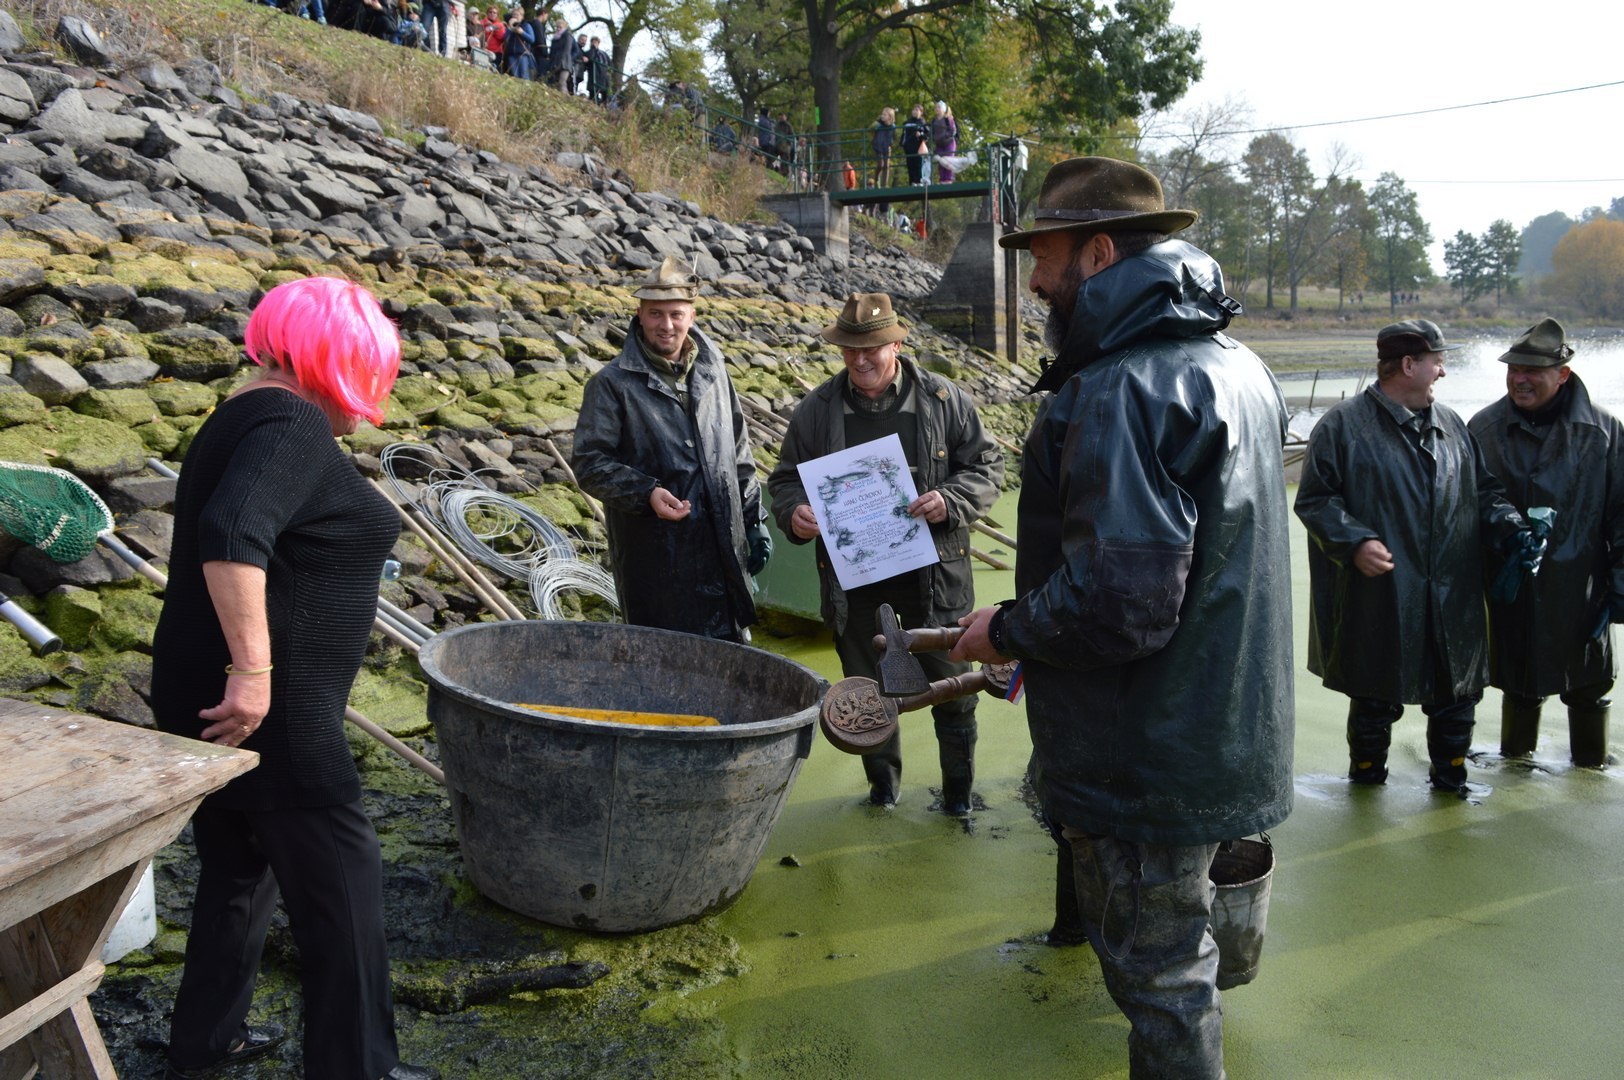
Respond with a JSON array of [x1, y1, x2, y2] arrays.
[[0, 700, 256, 1080]]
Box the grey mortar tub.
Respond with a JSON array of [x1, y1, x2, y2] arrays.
[[418, 621, 829, 932]]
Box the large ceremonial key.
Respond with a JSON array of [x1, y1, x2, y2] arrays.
[[819, 662, 1018, 754]]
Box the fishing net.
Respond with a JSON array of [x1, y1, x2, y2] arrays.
[[0, 461, 114, 564]]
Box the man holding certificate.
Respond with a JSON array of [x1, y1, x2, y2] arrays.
[[768, 293, 1003, 811]]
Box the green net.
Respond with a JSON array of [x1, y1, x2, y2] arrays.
[[0, 461, 114, 564]]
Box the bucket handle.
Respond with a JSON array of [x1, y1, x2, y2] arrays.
[[1099, 852, 1143, 961]]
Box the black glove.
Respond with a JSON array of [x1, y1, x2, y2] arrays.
[[746, 520, 773, 575]]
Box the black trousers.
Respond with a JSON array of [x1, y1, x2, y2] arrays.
[[169, 797, 400, 1080]]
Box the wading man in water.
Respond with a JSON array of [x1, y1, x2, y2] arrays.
[[1469, 318, 1624, 767], [952, 156, 1295, 1076], [572, 257, 772, 641], [768, 293, 1002, 812], [1296, 319, 1534, 793]]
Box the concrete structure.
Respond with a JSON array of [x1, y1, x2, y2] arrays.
[[761, 193, 848, 267], [918, 220, 1006, 359]]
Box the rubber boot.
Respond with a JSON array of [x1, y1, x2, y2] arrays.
[[863, 734, 901, 806], [1426, 697, 1477, 793], [1568, 704, 1611, 768], [1347, 698, 1399, 785], [937, 728, 976, 815], [1500, 695, 1542, 758], [1046, 833, 1087, 947]]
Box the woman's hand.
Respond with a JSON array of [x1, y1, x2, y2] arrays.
[[199, 674, 270, 748]]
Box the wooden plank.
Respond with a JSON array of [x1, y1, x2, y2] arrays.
[[0, 806, 192, 931], [0, 708, 253, 895], [0, 962, 103, 1052], [23, 998, 115, 1079]]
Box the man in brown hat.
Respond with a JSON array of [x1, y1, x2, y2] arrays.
[[768, 292, 1002, 812], [572, 256, 772, 641], [951, 156, 1293, 1076], [1469, 318, 1624, 767], [1298, 318, 1534, 792]]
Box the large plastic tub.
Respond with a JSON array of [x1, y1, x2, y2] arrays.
[[418, 621, 827, 932]]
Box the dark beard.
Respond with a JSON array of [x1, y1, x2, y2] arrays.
[[1039, 257, 1086, 353], [1043, 306, 1068, 352]]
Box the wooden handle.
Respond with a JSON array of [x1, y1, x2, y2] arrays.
[[871, 625, 967, 653], [896, 668, 989, 713]]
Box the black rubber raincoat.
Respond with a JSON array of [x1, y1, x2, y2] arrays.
[[572, 320, 761, 639], [766, 358, 1003, 634], [1469, 373, 1624, 696], [1003, 240, 1295, 846], [1296, 385, 1525, 704]]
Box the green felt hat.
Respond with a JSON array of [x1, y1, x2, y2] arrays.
[[1497, 317, 1574, 368]]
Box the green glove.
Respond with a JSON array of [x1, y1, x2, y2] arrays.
[[746, 520, 773, 575]]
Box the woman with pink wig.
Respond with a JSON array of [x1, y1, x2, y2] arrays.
[[152, 278, 436, 1080]]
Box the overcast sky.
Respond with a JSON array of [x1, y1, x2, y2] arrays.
[[1166, 0, 1624, 269]]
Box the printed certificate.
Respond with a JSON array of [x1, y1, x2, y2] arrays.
[[795, 434, 939, 591]]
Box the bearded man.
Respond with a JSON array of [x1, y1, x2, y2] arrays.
[[572, 257, 771, 641], [952, 157, 1295, 1077]]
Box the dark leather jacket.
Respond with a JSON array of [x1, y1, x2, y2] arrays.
[[1469, 373, 1624, 696], [572, 320, 760, 639], [1004, 240, 1295, 845], [1297, 386, 1525, 703], [767, 359, 1002, 634]]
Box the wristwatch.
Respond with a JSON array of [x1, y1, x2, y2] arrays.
[[987, 599, 1016, 656]]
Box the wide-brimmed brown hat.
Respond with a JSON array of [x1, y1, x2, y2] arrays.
[[1497, 317, 1574, 368], [999, 157, 1198, 250], [633, 256, 700, 301], [821, 292, 908, 348]]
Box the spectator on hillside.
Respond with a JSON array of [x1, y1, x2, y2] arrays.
[[871, 106, 896, 188], [710, 117, 738, 154], [585, 36, 610, 102], [754, 108, 776, 161], [418, 0, 449, 54], [480, 5, 505, 61], [393, 0, 428, 47], [901, 103, 929, 185], [444, 0, 468, 58], [502, 8, 536, 80], [775, 113, 796, 169], [572, 33, 589, 93], [932, 101, 959, 183], [550, 18, 576, 92]]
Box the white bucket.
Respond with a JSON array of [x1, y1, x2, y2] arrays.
[[101, 863, 157, 963]]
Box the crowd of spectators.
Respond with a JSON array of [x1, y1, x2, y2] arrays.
[[252, 0, 613, 102]]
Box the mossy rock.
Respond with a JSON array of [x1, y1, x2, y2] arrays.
[[105, 253, 200, 293], [519, 485, 590, 529], [187, 258, 258, 292], [0, 411, 147, 479], [470, 388, 528, 413], [258, 269, 305, 291], [389, 375, 453, 418], [147, 380, 220, 417], [89, 327, 147, 360], [342, 423, 396, 456], [134, 417, 182, 454], [147, 327, 242, 381], [0, 389, 49, 426], [74, 388, 160, 426], [432, 404, 491, 430], [0, 624, 51, 692], [0, 236, 54, 262], [501, 337, 561, 363], [526, 401, 577, 427], [91, 586, 164, 652], [43, 585, 102, 650]]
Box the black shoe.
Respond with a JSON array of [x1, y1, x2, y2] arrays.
[[166, 1024, 286, 1078], [1348, 764, 1388, 785], [867, 783, 898, 808], [386, 1064, 441, 1080]]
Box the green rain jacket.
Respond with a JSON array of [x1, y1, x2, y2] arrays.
[[1004, 240, 1295, 846], [1469, 373, 1624, 696]]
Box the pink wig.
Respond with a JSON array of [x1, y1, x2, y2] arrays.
[[244, 277, 401, 426]]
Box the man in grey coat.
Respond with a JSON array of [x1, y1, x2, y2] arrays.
[[572, 257, 771, 641], [1469, 318, 1624, 767], [768, 293, 1002, 812], [954, 157, 1294, 1077], [1296, 319, 1532, 791]]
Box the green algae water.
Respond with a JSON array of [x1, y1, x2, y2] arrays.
[[650, 488, 1624, 1078]]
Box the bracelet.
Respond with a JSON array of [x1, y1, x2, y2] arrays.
[[225, 663, 273, 676]]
